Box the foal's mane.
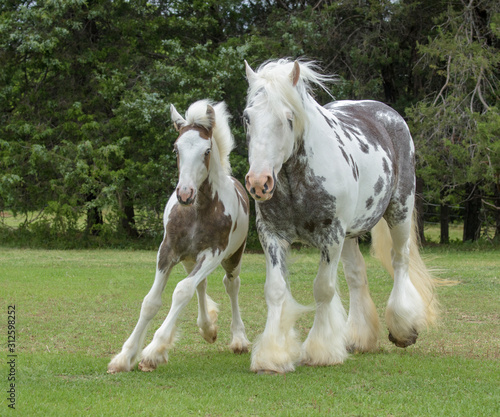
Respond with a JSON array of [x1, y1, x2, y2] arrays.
[[247, 59, 335, 138], [185, 99, 234, 175]]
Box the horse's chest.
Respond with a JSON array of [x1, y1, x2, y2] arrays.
[[166, 200, 232, 259], [259, 165, 343, 247]]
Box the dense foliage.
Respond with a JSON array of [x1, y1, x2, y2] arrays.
[[1, 0, 498, 247]]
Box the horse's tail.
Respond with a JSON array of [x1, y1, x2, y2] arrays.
[[370, 212, 446, 329]]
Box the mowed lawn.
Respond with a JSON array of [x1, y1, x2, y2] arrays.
[[0, 245, 498, 416]]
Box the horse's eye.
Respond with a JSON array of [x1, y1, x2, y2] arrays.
[[286, 112, 293, 130], [173, 147, 178, 154], [205, 148, 211, 156]]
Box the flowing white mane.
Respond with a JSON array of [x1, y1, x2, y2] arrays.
[[247, 59, 335, 138], [185, 99, 235, 175]]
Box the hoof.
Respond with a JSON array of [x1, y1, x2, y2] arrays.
[[388, 329, 418, 348], [231, 346, 249, 354], [201, 330, 218, 344], [107, 366, 123, 374], [107, 356, 133, 374], [346, 345, 359, 354], [256, 369, 281, 375], [138, 360, 157, 372]]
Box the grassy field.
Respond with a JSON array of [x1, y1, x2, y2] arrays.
[[1, 245, 498, 416]]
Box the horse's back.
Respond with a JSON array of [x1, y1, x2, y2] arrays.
[[325, 100, 416, 228], [325, 100, 414, 161]]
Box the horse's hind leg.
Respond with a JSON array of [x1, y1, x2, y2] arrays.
[[341, 238, 380, 352], [108, 247, 173, 373], [386, 219, 426, 347], [181, 259, 219, 344], [222, 248, 250, 354], [196, 277, 219, 344]]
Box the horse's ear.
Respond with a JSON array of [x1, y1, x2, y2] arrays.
[[170, 104, 186, 131], [206, 105, 216, 129], [290, 61, 300, 87], [245, 60, 257, 85]]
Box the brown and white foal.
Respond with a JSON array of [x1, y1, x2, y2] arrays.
[[108, 100, 250, 373]]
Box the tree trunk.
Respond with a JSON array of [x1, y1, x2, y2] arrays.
[[86, 193, 103, 236], [440, 202, 449, 244], [415, 177, 426, 244], [495, 184, 500, 241], [119, 187, 138, 238], [463, 183, 481, 242]]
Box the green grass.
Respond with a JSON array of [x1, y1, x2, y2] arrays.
[[423, 222, 463, 243], [1, 246, 498, 416]]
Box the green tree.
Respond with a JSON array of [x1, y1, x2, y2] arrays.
[[407, 0, 499, 242]]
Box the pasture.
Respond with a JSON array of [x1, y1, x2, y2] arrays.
[[1, 245, 498, 416]]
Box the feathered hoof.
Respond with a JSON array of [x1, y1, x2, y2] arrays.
[[138, 359, 158, 372], [231, 345, 249, 354], [256, 369, 281, 375], [200, 325, 218, 344], [107, 355, 134, 374], [388, 329, 418, 348], [107, 363, 130, 374], [346, 344, 362, 354]]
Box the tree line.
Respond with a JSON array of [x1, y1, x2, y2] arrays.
[[1, 0, 498, 247]]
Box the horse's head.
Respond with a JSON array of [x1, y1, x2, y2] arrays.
[[243, 60, 307, 202], [170, 103, 215, 206]]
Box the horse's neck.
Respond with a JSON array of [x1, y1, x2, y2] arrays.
[[197, 168, 231, 208]]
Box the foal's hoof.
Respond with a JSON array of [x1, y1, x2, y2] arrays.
[[231, 345, 249, 354], [107, 365, 127, 374], [388, 329, 418, 348], [138, 360, 157, 372]]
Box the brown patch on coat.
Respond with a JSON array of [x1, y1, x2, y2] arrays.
[[221, 240, 247, 279], [158, 179, 232, 271], [232, 177, 249, 215]]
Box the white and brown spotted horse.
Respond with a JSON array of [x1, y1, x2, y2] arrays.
[[243, 59, 438, 374], [108, 100, 250, 373]]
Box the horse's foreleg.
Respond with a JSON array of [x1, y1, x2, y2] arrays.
[[107, 263, 172, 374], [341, 238, 380, 353], [301, 245, 348, 366], [250, 236, 305, 374], [222, 258, 250, 354], [138, 252, 222, 372]]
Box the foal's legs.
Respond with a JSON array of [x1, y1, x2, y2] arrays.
[[139, 252, 223, 372], [108, 261, 173, 373], [222, 258, 250, 353], [182, 260, 219, 344], [196, 277, 219, 343], [301, 245, 348, 366], [341, 238, 380, 352], [386, 219, 426, 347]]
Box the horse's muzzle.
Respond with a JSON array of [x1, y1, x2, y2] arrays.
[[245, 170, 276, 201], [176, 186, 196, 206]]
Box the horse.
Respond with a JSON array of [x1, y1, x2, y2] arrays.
[[243, 59, 438, 374], [108, 99, 250, 374]]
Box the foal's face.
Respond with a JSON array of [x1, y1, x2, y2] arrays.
[[243, 97, 295, 202], [174, 127, 212, 206]]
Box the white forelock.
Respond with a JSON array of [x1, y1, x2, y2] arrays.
[[247, 59, 336, 139], [185, 99, 235, 175]]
